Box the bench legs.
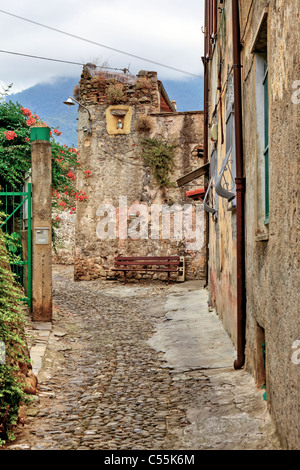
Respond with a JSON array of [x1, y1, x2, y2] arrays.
[[116, 269, 179, 280]]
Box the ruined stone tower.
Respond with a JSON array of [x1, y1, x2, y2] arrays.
[[74, 67, 205, 281]]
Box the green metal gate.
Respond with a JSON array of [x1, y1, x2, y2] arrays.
[[0, 183, 32, 308]]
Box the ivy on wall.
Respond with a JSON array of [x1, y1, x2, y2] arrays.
[[141, 137, 176, 188]]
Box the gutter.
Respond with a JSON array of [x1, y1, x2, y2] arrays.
[[232, 0, 246, 369]]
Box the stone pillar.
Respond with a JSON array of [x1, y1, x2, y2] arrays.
[[31, 139, 52, 321]]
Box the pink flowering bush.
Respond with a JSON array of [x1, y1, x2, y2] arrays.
[[0, 100, 92, 240], [4, 130, 17, 141]]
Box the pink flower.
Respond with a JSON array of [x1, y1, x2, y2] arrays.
[[53, 129, 61, 136], [26, 117, 36, 126], [4, 130, 17, 140], [21, 107, 32, 117], [74, 190, 87, 201], [67, 171, 76, 181]]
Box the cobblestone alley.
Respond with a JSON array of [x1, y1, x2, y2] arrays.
[[6, 265, 281, 451]]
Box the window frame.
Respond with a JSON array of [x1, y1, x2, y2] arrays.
[[263, 61, 269, 225], [215, 103, 236, 205], [252, 8, 269, 240]]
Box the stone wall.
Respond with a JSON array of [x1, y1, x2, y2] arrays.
[[52, 210, 75, 265], [71, 68, 205, 281]]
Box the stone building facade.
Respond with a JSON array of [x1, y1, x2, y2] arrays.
[[204, 0, 299, 449], [71, 68, 205, 281]]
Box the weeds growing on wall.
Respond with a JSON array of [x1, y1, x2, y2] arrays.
[[106, 83, 125, 105], [0, 217, 31, 445], [141, 137, 176, 188], [136, 115, 153, 133]]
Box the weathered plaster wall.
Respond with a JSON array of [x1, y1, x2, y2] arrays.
[[52, 210, 76, 265], [241, 0, 300, 449], [206, 0, 238, 346], [206, 0, 299, 449], [73, 69, 205, 281]]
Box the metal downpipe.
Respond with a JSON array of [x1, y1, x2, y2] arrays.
[[204, 0, 209, 287], [232, 0, 246, 369]]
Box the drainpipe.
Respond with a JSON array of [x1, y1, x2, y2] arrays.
[[204, 62, 208, 163], [203, 0, 209, 287], [203, 0, 209, 164], [232, 0, 246, 369]]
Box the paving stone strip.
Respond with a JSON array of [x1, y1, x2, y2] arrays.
[[6, 265, 281, 451]]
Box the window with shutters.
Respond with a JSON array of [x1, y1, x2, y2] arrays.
[[263, 61, 269, 225], [215, 102, 236, 207], [203, 146, 218, 219], [252, 9, 269, 240], [207, 0, 218, 57]]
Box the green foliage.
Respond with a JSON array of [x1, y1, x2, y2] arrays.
[[141, 137, 176, 188], [7, 78, 79, 147], [0, 100, 80, 193], [0, 99, 91, 242], [0, 101, 31, 188], [0, 97, 90, 444], [0, 216, 30, 445]]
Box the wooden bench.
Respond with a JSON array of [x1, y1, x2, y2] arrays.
[[112, 256, 185, 280]]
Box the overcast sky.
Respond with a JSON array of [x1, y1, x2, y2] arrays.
[[0, 1, 204, 94]]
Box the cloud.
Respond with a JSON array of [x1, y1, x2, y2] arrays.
[[0, 0, 204, 93]]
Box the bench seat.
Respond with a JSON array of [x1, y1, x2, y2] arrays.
[[112, 256, 183, 278]]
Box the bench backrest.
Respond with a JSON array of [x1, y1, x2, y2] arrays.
[[114, 256, 180, 266]]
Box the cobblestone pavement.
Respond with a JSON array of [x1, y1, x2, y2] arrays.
[[6, 265, 281, 451]]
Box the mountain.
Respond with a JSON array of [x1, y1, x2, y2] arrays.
[[8, 76, 204, 147], [163, 77, 204, 112]]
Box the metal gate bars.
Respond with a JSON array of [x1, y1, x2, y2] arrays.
[[0, 183, 32, 308]]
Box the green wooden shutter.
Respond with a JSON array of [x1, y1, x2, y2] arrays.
[[263, 62, 269, 224]]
